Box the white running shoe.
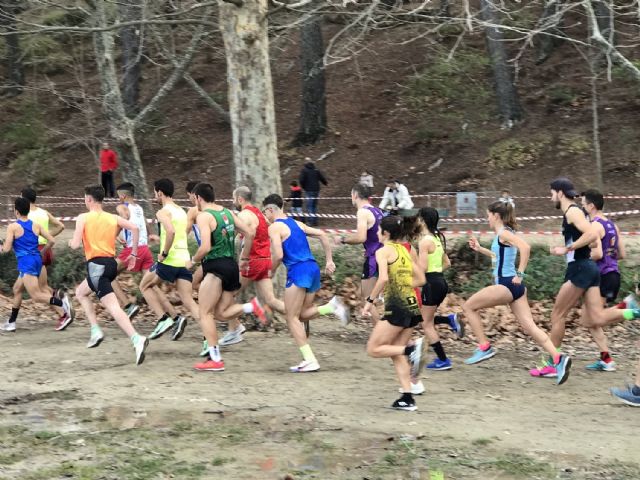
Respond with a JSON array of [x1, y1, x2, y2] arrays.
[[220, 324, 247, 346], [289, 360, 320, 373], [62, 293, 75, 323], [398, 381, 426, 395], [409, 338, 427, 377], [134, 335, 149, 365], [0, 322, 16, 332], [329, 296, 351, 326], [87, 330, 105, 348]]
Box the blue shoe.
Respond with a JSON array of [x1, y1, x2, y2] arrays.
[[610, 386, 640, 407], [585, 359, 616, 372], [464, 347, 496, 365], [555, 354, 572, 385], [447, 314, 464, 339], [426, 358, 452, 371]]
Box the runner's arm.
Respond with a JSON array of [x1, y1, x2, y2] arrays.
[[268, 224, 284, 274], [2, 224, 16, 253], [299, 222, 335, 274], [468, 236, 493, 258], [367, 247, 390, 300], [68, 214, 86, 250], [192, 212, 212, 263], [341, 208, 369, 244], [233, 212, 255, 261], [47, 211, 65, 237], [615, 225, 626, 259], [34, 223, 56, 254], [156, 209, 174, 260], [410, 247, 426, 287], [590, 236, 603, 261], [442, 253, 451, 270], [566, 208, 598, 251], [186, 206, 197, 237], [417, 236, 434, 273], [116, 204, 130, 219], [500, 229, 530, 275], [116, 217, 139, 257]]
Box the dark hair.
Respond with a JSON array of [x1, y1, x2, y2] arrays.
[[290, 180, 298, 187], [380, 215, 423, 242], [154, 178, 174, 197], [15, 197, 30, 216], [193, 183, 215, 202], [582, 189, 604, 210], [117, 182, 135, 196], [186, 180, 199, 193], [352, 183, 371, 200], [21, 187, 37, 204], [84, 185, 105, 202], [263, 193, 284, 209], [488, 200, 517, 230], [418, 207, 446, 250]]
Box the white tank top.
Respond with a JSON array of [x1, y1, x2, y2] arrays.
[[124, 203, 148, 247]]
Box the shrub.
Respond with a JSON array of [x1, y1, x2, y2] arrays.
[[486, 137, 551, 169], [12, 147, 57, 186], [47, 248, 87, 289]]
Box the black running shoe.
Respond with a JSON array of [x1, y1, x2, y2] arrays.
[[171, 315, 188, 341], [391, 395, 417, 411]]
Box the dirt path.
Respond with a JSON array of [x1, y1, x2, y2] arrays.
[[1, 317, 639, 479]]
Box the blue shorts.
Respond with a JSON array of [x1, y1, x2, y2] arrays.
[[286, 260, 321, 293], [565, 259, 600, 290], [17, 253, 43, 278], [361, 255, 378, 280], [496, 276, 526, 302], [151, 262, 193, 283]]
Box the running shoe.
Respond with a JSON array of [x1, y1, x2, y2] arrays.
[[134, 335, 149, 365], [329, 295, 351, 326], [464, 347, 496, 365], [55, 313, 74, 331], [194, 359, 225, 372], [1, 322, 16, 332], [610, 386, 640, 407], [250, 297, 268, 325], [170, 315, 188, 341], [398, 381, 426, 395], [586, 359, 616, 372], [199, 339, 209, 357], [148, 316, 174, 339], [555, 354, 572, 385], [623, 294, 639, 310], [391, 396, 417, 411], [408, 338, 425, 377], [529, 365, 557, 377], [426, 358, 452, 371], [447, 313, 464, 338], [61, 292, 75, 323], [289, 359, 320, 373], [86, 330, 105, 348], [125, 303, 140, 320], [220, 324, 246, 346]]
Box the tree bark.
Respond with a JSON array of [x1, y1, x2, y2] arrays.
[[535, 0, 565, 65], [218, 0, 281, 202], [119, 0, 143, 117], [0, 0, 25, 97], [292, 15, 327, 147], [479, 0, 523, 127]]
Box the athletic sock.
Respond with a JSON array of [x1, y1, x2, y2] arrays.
[[49, 296, 63, 307], [600, 351, 612, 363], [91, 324, 102, 335], [632, 385, 640, 396], [159, 313, 170, 322], [299, 344, 316, 362], [130, 333, 140, 346], [552, 353, 561, 364], [8, 307, 19, 324], [434, 315, 450, 325], [317, 304, 335, 316], [623, 309, 640, 320], [478, 342, 491, 352], [124, 303, 132, 310], [404, 344, 416, 356], [208, 345, 222, 362], [431, 341, 447, 361], [400, 392, 414, 402], [616, 301, 627, 309], [242, 303, 254, 314]]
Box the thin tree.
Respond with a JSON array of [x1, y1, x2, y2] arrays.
[[0, 0, 25, 97], [119, 0, 143, 116]]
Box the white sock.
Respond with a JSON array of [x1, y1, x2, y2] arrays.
[[242, 303, 254, 314], [208, 345, 222, 362]]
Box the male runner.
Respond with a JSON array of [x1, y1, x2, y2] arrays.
[[185, 180, 205, 289], [262, 194, 349, 373], [140, 178, 196, 341], [69, 185, 148, 364]]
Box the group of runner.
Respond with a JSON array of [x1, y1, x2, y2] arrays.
[[1, 177, 639, 410]]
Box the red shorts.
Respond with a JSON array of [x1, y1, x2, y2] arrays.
[[38, 244, 53, 266], [241, 257, 272, 281], [118, 245, 154, 272]]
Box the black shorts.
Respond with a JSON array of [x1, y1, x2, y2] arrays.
[[600, 271, 621, 304], [203, 257, 241, 292], [383, 298, 421, 329], [152, 262, 193, 284], [497, 276, 526, 302], [421, 272, 448, 306], [564, 259, 600, 290], [87, 257, 118, 299]]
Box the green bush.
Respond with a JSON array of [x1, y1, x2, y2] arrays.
[[0, 253, 18, 294], [12, 147, 57, 186], [47, 248, 87, 289], [486, 136, 551, 170], [2, 102, 47, 150]]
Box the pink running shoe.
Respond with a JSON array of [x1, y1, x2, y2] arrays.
[[529, 365, 557, 378]]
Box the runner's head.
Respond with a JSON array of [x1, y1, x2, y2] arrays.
[[154, 178, 174, 202], [102, 141, 110, 150], [581, 189, 604, 214], [487, 200, 517, 231], [262, 193, 283, 223], [116, 182, 135, 202], [84, 185, 105, 209], [549, 177, 578, 209], [20, 187, 37, 205], [378, 215, 422, 243], [186, 180, 199, 205], [233, 186, 252, 210], [192, 183, 215, 210], [14, 197, 30, 218], [351, 183, 371, 206], [418, 207, 446, 250]]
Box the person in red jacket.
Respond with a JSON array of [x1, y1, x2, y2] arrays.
[[100, 142, 119, 198]]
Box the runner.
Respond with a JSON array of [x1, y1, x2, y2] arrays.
[[262, 194, 350, 373], [185, 180, 205, 290], [1, 187, 68, 332], [462, 200, 572, 385], [581, 189, 624, 372], [69, 185, 148, 364], [217, 186, 286, 347], [337, 183, 384, 326], [1, 197, 72, 329], [140, 178, 196, 341], [187, 183, 268, 372], [362, 215, 428, 411], [530, 178, 640, 378]]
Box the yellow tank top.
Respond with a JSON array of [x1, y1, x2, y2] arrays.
[[28, 208, 49, 246], [385, 242, 419, 311], [423, 233, 444, 273], [160, 203, 190, 267], [82, 211, 117, 260]]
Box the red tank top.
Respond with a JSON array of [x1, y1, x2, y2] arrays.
[[244, 205, 271, 258]]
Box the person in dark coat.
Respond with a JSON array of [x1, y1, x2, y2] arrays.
[[298, 161, 327, 226]]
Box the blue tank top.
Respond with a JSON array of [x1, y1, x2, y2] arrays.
[[593, 216, 619, 275], [192, 224, 201, 246], [276, 217, 315, 268], [14, 219, 40, 258], [362, 204, 384, 258], [491, 227, 517, 278]]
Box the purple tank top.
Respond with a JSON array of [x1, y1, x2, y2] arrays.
[[363, 204, 383, 258], [594, 217, 619, 275]]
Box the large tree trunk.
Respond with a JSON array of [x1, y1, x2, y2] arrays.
[[535, 0, 565, 65], [292, 15, 327, 147], [218, 0, 281, 202], [0, 0, 25, 97], [119, 0, 143, 117], [479, 0, 523, 128]]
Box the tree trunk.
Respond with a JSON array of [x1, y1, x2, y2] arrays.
[[119, 0, 143, 117], [479, 0, 523, 128], [218, 0, 281, 202], [0, 0, 25, 97], [535, 0, 565, 65], [292, 15, 327, 147]]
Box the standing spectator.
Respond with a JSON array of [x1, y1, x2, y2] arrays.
[[379, 179, 413, 213], [499, 189, 515, 208], [100, 142, 119, 198], [298, 160, 327, 226], [287, 180, 304, 219], [359, 170, 374, 189]]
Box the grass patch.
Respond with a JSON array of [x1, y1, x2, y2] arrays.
[[211, 456, 234, 466], [471, 437, 493, 446], [491, 453, 555, 478], [486, 136, 551, 169]]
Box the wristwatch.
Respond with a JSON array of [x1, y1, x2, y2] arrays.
[[366, 296, 375, 304]]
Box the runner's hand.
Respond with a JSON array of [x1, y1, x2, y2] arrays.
[[126, 255, 136, 271], [325, 261, 336, 275], [239, 259, 249, 273], [361, 302, 372, 317], [186, 259, 193, 270], [512, 275, 522, 285], [469, 236, 480, 251], [550, 246, 567, 256]]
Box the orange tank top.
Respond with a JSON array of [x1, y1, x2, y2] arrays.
[[82, 211, 118, 260]]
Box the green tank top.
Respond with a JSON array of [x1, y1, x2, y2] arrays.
[[160, 203, 190, 267], [204, 208, 236, 261], [424, 233, 444, 273]]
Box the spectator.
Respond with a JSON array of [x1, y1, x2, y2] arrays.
[[100, 142, 119, 198], [298, 160, 327, 226], [499, 189, 515, 208], [287, 180, 304, 219], [359, 170, 374, 188], [379, 179, 413, 212]]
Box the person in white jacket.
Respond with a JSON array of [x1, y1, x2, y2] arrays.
[[379, 180, 414, 211]]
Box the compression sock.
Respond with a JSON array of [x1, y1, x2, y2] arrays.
[[8, 308, 19, 324], [208, 345, 222, 362], [404, 344, 416, 356], [49, 296, 63, 307], [431, 341, 447, 361], [299, 344, 316, 362], [317, 304, 335, 316], [600, 351, 612, 363]]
